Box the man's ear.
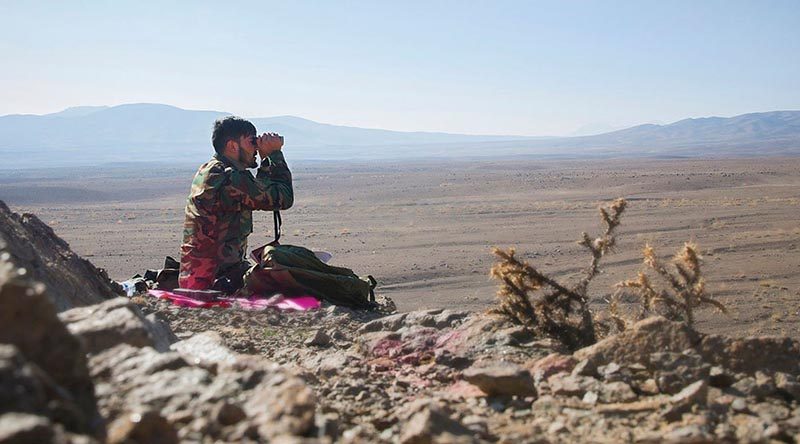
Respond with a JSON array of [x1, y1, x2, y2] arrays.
[[224, 138, 238, 154]]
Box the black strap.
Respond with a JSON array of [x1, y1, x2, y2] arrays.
[[367, 275, 377, 302], [273, 210, 282, 244]]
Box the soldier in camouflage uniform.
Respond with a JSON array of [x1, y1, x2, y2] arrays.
[[179, 116, 293, 291]]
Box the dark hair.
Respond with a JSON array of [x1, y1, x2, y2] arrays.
[[212, 116, 256, 154]]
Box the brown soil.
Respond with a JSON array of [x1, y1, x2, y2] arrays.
[[4, 157, 800, 338]]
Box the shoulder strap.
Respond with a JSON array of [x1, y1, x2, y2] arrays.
[[367, 275, 377, 302], [273, 210, 282, 244]]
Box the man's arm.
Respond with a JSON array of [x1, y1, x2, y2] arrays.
[[219, 135, 293, 211]]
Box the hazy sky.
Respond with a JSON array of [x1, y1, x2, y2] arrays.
[[2, 1, 799, 136]]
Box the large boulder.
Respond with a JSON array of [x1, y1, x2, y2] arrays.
[[574, 316, 800, 377], [574, 317, 700, 369], [60, 297, 177, 354], [89, 336, 320, 443], [697, 334, 800, 375], [0, 200, 118, 311], [0, 262, 104, 438], [0, 345, 48, 416]]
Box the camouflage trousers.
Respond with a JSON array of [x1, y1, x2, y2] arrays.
[[179, 259, 294, 297], [178, 259, 252, 293]]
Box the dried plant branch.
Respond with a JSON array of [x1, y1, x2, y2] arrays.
[[606, 293, 628, 333], [614, 242, 727, 327], [489, 248, 538, 325], [573, 198, 627, 296], [490, 198, 627, 349]]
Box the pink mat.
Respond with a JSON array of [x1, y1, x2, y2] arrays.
[[147, 290, 321, 311]]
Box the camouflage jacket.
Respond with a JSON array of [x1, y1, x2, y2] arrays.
[[179, 151, 293, 289]]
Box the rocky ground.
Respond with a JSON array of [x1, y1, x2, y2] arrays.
[[129, 295, 800, 444], [2, 203, 800, 443]]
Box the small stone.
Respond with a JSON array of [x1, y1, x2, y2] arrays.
[[379, 428, 395, 441], [399, 404, 474, 444], [528, 353, 577, 383], [403, 309, 444, 328], [732, 372, 776, 400], [774, 372, 800, 400], [547, 374, 600, 398], [489, 399, 506, 412], [315, 413, 340, 440], [330, 329, 348, 341], [165, 410, 194, 425], [731, 413, 775, 442], [512, 409, 531, 418], [599, 381, 637, 403], [750, 402, 790, 422], [433, 310, 470, 329], [582, 391, 598, 405], [108, 411, 178, 444], [571, 359, 597, 377], [663, 380, 708, 421], [627, 363, 647, 373], [247, 379, 316, 439], [670, 380, 708, 405], [754, 371, 776, 395], [461, 415, 487, 435], [0, 413, 55, 443], [547, 421, 566, 434], [433, 349, 472, 369], [343, 385, 364, 397], [359, 313, 408, 333], [317, 353, 352, 378], [650, 351, 710, 395], [763, 423, 782, 439], [212, 401, 246, 426], [304, 329, 331, 347], [663, 424, 713, 442], [463, 363, 536, 397], [599, 362, 621, 379], [731, 398, 748, 413], [325, 305, 350, 316], [595, 397, 670, 415], [638, 378, 660, 396], [709, 366, 735, 388], [170, 331, 237, 365]]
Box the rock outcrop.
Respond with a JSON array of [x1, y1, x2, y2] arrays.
[[0, 259, 324, 443], [0, 261, 104, 441], [0, 200, 118, 311], [60, 297, 177, 354]]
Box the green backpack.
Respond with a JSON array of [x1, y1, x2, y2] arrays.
[[244, 243, 377, 309]]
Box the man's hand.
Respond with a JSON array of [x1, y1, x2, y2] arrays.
[[256, 132, 284, 158]]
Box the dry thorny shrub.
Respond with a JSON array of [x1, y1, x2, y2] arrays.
[[490, 198, 726, 349], [609, 242, 727, 330], [490, 198, 626, 349]]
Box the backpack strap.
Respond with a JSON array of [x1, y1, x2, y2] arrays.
[[273, 210, 282, 244], [367, 275, 377, 302]]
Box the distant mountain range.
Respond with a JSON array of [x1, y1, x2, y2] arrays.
[[0, 104, 798, 168]]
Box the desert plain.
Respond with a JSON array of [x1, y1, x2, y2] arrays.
[[2, 156, 799, 338]]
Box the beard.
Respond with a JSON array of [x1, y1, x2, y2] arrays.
[[236, 145, 258, 168]]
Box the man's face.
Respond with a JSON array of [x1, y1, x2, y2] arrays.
[[235, 134, 258, 168]]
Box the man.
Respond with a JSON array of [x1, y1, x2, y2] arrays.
[[179, 116, 293, 291]]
